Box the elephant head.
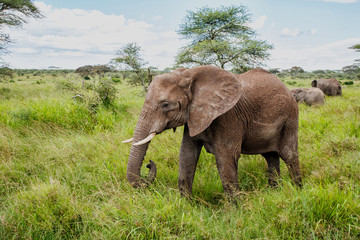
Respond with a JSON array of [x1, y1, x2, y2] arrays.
[[124, 65, 242, 187], [311, 78, 342, 96], [291, 88, 307, 103]]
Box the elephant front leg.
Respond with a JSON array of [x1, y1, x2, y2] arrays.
[[214, 149, 240, 196], [178, 125, 203, 197]]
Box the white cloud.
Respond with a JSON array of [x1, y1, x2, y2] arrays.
[[249, 16, 267, 30], [12, 48, 39, 54], [281, 28, 303, 37], [281, 28, 319, 37], [266, 38, 360, 70], [320, 0, 357, 3], [4, 1, 181, 69]]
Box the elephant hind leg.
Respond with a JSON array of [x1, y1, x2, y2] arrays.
[[279, 151, 302, 187], [278, 123, 302, 187], [262, 152, 280, 187]]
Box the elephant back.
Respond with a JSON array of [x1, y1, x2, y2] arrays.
[[311, 78, 341, 96]]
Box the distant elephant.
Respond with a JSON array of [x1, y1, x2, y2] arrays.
[[123, 65, 302, 197], [291, 87, 325, 106], [311, 78, 342, 96]]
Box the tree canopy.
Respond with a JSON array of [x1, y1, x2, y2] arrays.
[[0, 0, 43, 55], [350, 44, 360, 65], [112, 42, 152, 93], [75, 65, 111, 79], [176, 5, 273, 71]]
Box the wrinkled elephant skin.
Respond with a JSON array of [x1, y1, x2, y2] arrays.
[[124, 65, 302, 197]]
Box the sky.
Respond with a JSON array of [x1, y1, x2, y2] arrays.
[[2, 0, 360, 71]]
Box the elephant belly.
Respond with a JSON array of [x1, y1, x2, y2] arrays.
[[241, 122, 282, 154]]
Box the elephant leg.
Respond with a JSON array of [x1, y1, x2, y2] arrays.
[[214, 150, 240, 196], [262, 152, 280, 187], [279, 123, 302, 187], [178, 125, 203, 197]]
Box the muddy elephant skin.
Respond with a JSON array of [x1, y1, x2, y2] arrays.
[[124, 65, 302, 197]]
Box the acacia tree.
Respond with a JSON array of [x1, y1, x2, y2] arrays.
[[112, 42, 151, 93], [350, 44, 360, 65], [0, 0, 43, 55], [75, 65, 94, 80], [176, 5, 273, 71]]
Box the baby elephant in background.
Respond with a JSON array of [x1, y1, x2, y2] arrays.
[[311, 78, 342, 96], [291, 87, 325, 106]]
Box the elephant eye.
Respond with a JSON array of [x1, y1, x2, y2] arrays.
[[161, 102, 169, 109]]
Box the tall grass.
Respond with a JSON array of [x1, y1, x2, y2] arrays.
[[0, 75, 359, 239]]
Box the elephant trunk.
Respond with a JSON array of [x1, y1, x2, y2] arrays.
[[126, 106, 157, 187]]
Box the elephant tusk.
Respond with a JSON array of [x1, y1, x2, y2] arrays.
[[133, 132, 156, 146], [122, 138, 133, 143]]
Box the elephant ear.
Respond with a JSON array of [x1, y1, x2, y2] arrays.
[[181, 66, 242, 137], [311, 80, 317, 87]]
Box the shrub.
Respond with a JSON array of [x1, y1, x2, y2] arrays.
[[286, 81, 297, 86], [343, 81, 354, 85], [72, 79, 117, 114]]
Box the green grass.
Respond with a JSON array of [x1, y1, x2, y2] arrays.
[[0, 74, 359, 239]]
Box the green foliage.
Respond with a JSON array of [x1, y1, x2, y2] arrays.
[[343, 64, 360, 72], [0, 66, 13, 81], [2, 181, 83, 239], [275, 68, 360, 81], [0, 0, 43, 54], [67, 78, 118, 114], [176, 5, 273, 70], [111, 74, 122, 83], [113, 43, 147, 71], [286, 80, 297, 86], [0, 74, 360, 239], [344, 80, 354, 85], [112, 43, 155, 93], [350, 44, 360, 64], [74, 65, 111, 80]]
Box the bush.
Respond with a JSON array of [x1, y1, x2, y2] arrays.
[[286, 81, 297, 86], [111, 74, 122, 83], [343, 81, 354, 85], [56, 80, 77, 91], [72, 79, 117, 114]]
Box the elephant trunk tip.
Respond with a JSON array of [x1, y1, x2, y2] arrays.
[[127, 160, 157, 188]]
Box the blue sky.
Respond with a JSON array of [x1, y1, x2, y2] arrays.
[[3, 0, 360, 71]]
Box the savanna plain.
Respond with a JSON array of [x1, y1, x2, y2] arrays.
[[0, 71, 359, 239]]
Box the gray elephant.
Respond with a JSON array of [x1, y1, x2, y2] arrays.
[[311, 78, 342, 96], [123, 65, 302, 197], [291, 87, 325, 106]]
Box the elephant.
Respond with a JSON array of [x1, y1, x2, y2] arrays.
[[311, 78, 342, 96], [123, 65, 302, 197], [291, 87, 325, 106]]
